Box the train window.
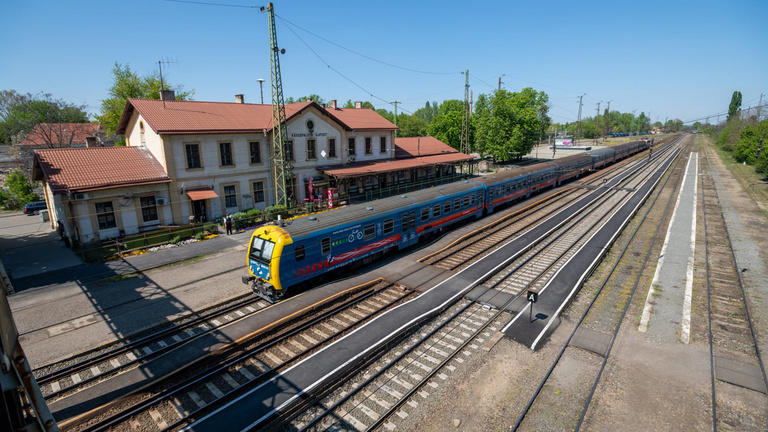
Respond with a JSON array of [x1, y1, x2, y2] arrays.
[[321, 237, 331, 255], [295, 245, 305, 261], [433, 204, 441, 217], [249, 237, 276, 262], [454, 198, 461, 210], [262, 241, 274, 260], [421, 208, 430, 221], [383, 219, 394, 234], [410, 213, 416, 230], [463, 196, 470, 207], [506, 184, 511, 194], [444, 202, 451, 214], [402, 214, 409, 232], [489, 189, 494, 199], [364, 224, 376, 241], [470, 194, 475, 205]]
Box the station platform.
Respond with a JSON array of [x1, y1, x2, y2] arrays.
[[503, 148, 680, 349]]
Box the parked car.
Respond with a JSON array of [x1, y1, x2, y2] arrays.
[[23, 201, 47, 215]]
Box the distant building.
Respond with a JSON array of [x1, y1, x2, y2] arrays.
[[16, 123, 102, 174], [32, 147, 172, 244]]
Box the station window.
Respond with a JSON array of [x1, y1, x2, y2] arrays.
[[433, 204, 441, 218], [321, 237, 330, 255], [365, 137, 372, 155], [295, 245, 305, 261], [380, 137, 387, 153], [219, 142, 233, 166], [328, 138, 336, 158], [95, 202, 116, 230], [383, 219, 394, 234], [421, 208, 430, 221], [348, 138, 356, 156], [249, 141, 261, 164], [364, 224, 376, 240]]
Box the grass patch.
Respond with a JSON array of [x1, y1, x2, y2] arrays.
[[704, 136, 768, 218]]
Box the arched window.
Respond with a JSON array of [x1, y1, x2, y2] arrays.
[[139, 121, 146, 146]]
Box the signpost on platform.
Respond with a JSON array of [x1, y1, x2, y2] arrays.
[[527, 289, 538, 322]]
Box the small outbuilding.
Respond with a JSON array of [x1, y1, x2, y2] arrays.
[[32, 146, 172, 245]]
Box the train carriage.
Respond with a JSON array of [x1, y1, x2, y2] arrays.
[[553, 154, 593, 185], [245, 180, 485, 301], [588, 147, 617, 169], [480, 162, 557, 213]]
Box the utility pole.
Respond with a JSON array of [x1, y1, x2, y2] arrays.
[[498, 75, 504, 91], [577, 94, 585, 143], [392, 101, 400, 137], [261, 2, 293, 207], [460, 69, 470, 164], [595, 102, 601, 145]]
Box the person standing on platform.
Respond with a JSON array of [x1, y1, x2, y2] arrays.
[[225, 213, 233, 235]]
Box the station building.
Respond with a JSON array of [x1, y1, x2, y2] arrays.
[[32, 94, 473, 244]]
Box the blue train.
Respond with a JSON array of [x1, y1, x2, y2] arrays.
[[244, 140, 648, 301]]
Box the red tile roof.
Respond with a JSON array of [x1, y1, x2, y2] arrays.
[[18, 123, 99, 147], [116, 99, 397, 135], [324, 107, 398, 130], [34, 147, 170, 193], [395, 136, 458, 158], [321, 153, 473, 178]]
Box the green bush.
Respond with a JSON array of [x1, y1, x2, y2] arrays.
[[2, 169, 39, 209], [170, 235, 181, 244], [195, 232, 205, 241], [264, 205, 291, 221]]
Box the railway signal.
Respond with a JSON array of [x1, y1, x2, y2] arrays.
[[527, 289, 538, 322]]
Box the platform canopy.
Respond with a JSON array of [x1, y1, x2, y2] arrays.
[[321, 153, 473, 179]]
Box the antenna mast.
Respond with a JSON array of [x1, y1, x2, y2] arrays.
[[261, 2, 293, 207]]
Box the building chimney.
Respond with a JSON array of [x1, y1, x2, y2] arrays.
[[235, 94, 245, 104], [354, 101, 362, 109], [85, 136, 99, 148], [330, 99, 337, 109], [159, 89, 175, 101]]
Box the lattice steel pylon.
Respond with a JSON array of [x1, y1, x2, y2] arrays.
[[460, 69, 471, 173], [262, 2, 293, 207]]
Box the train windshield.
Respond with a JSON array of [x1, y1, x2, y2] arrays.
[[249, 236, 275, 263]]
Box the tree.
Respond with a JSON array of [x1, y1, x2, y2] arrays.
[[286, 94, 325, 104], [0, 91, 88, 145], [97, 63, 193, 139], [396, 114, 429, 137], [728, 90, 742, 121], [413, 101, 439, 123], [342, 99, 375, 109], [474, 88, 550, 161], [427, 99, 473, 151], [1, 169, 39, 209]]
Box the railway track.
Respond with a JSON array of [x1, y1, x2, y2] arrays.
[[700, 149, 768, 431], [263, 141, 683, 431], [37, 294, 269, 402], [420, 149, 648, 271], [509, 140, 687, 431], [65, 281, 413, 432]]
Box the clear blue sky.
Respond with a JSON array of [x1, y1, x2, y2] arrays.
[[1, 0, 766, 125]]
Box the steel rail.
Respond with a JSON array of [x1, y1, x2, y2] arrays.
[[700, 149, 768, 431], [296, 143, 681, 432], [82, 283, 405, 432]]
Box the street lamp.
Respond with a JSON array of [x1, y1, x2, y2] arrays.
[[257, 78, 265, 104]]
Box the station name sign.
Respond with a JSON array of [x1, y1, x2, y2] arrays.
[[291, 132, 328, 138]]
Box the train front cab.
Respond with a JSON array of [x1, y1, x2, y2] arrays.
[[245, 225, 292, 302]]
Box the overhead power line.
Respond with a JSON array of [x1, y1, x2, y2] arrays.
[[275, 14, 460, 77], [162, 0, 258, 8]]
